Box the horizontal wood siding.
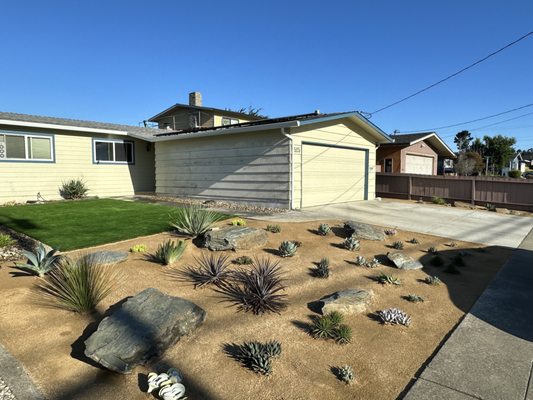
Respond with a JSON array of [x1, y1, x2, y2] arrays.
[[155, 131, 291, 207], [0, 125, 155, 203]]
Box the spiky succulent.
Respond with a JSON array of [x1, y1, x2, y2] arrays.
[[311, 312, 351, 344], [313, 258, 330, 278], [13, 244, 60, 277], [249, 352, 272, 375], [408, 238, 420, 244], [326, 311, 344, 326], [177, 253, 232, 287], [343, 236, 360, 251], [262, 340, 282, 358], [266, 224, 281, 233], [237, 340, 282, 375], [312, 315, 336, 339], [365, 257, 380, 268], [148, 240, 187, 266], [404, 294, 424, 303], [169, 205, 227, 237], [333, 324, 352, 344], [337, 365, 354, 384], [377, 308, 411, 326], [375, 273, 401, 285], [430, 255, 444, 266], [354, 255, 366, 266], [428, 246, 438, 254], [392, 240, 404, 250], [424, 275, 441, 285], [317, 223, 331, 236], [129, 244, 147, 253], [278, 241, 298, 257], [384, 228, 397, 236], [233, 255, 253, 265]]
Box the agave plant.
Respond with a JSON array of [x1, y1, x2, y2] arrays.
[[317, 223, 331, 236], [266, 224, 281, 233], [177, 253, 232, 288], [337, 365, 355, 384], [278, 241, 297, 257], [216, 257, 287, 315], [424, 275, 441, 285], [391, 240, 404, 250], [377, 308, 411, 326], [408, 238, 420, 244], [313, 258, 330, 278], [343, 236, 360, 251], [148, 240, 187, 266], [13, 244, 60, 277], [375, 273, 401, 285], [36, 254, 120, 313], [354, 255, 366, 266], [365, 257, 380, 268], [169, 205, 226, 237], [235, 340, 282, 375]]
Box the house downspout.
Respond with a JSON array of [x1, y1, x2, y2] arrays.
[[282, 128, 293, 210]]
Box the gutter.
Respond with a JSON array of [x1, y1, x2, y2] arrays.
[[281, 127, 294, 210]]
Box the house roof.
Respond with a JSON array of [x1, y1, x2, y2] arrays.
[[148, 103, 264, 122], [383, 132, 456, 158], [154, 111, 393, 144], [0, 111, 165, 140]]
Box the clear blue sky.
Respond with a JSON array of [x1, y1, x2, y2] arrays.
[[0, 1, 532, 150]]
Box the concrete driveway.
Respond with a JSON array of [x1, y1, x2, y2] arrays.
[[255, 200, 533, 248]]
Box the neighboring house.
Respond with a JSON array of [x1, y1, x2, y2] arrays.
[[508, 152, 528, 173], [0, 93, 393, 208], [376, 132, 455, 175]]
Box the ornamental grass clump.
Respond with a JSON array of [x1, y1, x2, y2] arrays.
[[311, 312, 352, 344], [266, 224, 281, 233], [36, 253, 120, 313], [177, 253, 232, 288], [313, 258, 330, 278], [169, 205, 226, 237], [0, 233, 16, 248], [13, 244, 60, 277], [148, 240, 187, 266], [59, 178, 89, 200], [317, 223, 331, 236]]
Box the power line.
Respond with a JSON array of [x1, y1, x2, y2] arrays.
[[400, 102, 533, 133], [368, 30, 533, 115]]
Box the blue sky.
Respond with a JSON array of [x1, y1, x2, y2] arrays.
[[0, 1, 532, 150]]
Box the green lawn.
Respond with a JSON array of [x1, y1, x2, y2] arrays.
[[0, 199, 181, 251]]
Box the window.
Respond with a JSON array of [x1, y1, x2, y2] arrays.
[[0, 132, 54, 162], [221, 117, 239, 126], [93, 139, 134, 164], [384, 158, 393, 173]]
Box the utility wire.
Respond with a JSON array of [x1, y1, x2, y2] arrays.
[[368, 30, 533, 115]]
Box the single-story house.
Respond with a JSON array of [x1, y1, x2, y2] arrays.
[[508, 152, 529, 173], [0, 93, 393, 209], [376, 132, 455, 175]]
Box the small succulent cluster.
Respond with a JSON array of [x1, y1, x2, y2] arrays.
[[404, 294, 424, 303], [13, 244, 60, 277], [130, 244, 147, 253], [317, 223, 331, 236], [231, 218, 246, 226], [375, 273, 401, 285], [377, 308, 412, 326], [313, 258, 330, 278], [233, 255, 254, 265], [146, 368, 185, 400], [278, 241, 298, 257], [337, 365, 355, 384], [312, 312, 352, 344], [266, 224, 281, 233], [384, 228, 397, 236], [354, 255, 366, 266], [391, 240, 404, 250], [428, 246, 438, 254], [237, 340, 282, 375], [424, 275, 441, 285], [408, 238, 420, 244], [430, 255, 444, 266], [365, 257, 380, 268], [343, 236, 360, 251]]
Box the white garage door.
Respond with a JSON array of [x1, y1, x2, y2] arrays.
[[301, 144, 367, 207], [405, 154, 434, 175]]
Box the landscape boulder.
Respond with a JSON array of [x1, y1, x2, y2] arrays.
[[387, 251, 423, 270], [84, 288, 206, 374], [202, 226, 268, 251], [81, 250, 129, 265], [344, 221, 386, 241], [317, 288, 374, 315]]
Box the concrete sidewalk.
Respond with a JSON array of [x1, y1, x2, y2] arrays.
[[403, 227, 533, 400], [252, 200, 533, 248]]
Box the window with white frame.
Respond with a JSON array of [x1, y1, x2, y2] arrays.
[[221, 117, 239, 126], [0, 132, 54, 161], [93, 139, 134, 164]]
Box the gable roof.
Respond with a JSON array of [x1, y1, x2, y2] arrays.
[[0, 111, 165, 140], [148, 103, 264, 122], [383, 132, 456, 158]]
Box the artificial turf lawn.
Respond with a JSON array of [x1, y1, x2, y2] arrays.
[[0, 199, 182, 251]]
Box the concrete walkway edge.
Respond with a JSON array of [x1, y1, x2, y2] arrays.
[[0, 343, 45, 400]]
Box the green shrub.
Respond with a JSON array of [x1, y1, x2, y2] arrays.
[[509, 170, 521, 178], [317, 223, 331, 236], [375, 273, 401, 285], [59, 178, 88, 200], [231, 218, 246, 226], [0, 233, 16, 248], [392, 240, 404, 250], [129, 244, 147, 253], [169, 205, 226, 237], [13, 244, 60, 277], [149, 240, 187, 265], [278, 241, 297, 257], [36, 253, 120, 313], [233, 255, 253, 265], [432, 196, 446, 205], [266, 224, 281, 233], [313, 258, 330, 278], [178, 253, 231, 287]]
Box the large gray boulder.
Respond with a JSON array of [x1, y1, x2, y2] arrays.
[[387, 251, 423, 270], [318, 289, 374, 315], [202, 226, 268, 251], [81, 250, 129, 265], [84, 288, 206, 373], [344, 221, 386, 241]]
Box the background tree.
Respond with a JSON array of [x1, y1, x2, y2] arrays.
[[455, 151, 484, 176], [454, 130, 473, 152], [482, 134, 516, 170], [226, 106, 268, 119], [470, 137, 485, 155]]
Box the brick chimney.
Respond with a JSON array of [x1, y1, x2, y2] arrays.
[[189, 91, 202, 107]]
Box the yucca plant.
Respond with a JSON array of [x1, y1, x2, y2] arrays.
[[177, 253, 232, 288], [216, 257, 287, 315], [266, 224, 281, 233], [233, 255, 253, 265], [392, 240, 404, 250], [404, 294, 424, 303], [129, 244, 147, 253], [278, 241, 297, 257], [311, 312, 351, 344], [13, 244, 60, 277], [59, 178, 88, 199], [313, 258, 330, 278], [337, 365, 355, 384], [317, 223, 331, 236], [36, 254, 120, 313], [0, 233, 16, 248], [343, 236, 360, 251], [375, 273, 401, 285], [231, 218, 246, 226], [333, 324, 352, 344], [148, 240, 187, 265], [169, 205, 227, 237], [424, 275, 441, 285]]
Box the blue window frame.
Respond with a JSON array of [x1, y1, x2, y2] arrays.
[[0, 131, 55, 163]]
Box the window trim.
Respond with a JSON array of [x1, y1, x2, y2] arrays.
[[92, 138, 135, 165], [221, 117, 239, 126], [0, 130, 55, 163]]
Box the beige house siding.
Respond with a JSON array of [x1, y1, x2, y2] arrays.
[[401, 142, 438, 175], [155, 131, 290, 207], [0, 125, 155, 204], [290, 121, 377, 209], [213, 114, 253, 127]]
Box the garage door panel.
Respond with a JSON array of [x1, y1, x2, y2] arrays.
[[405, 154, 433, 175], [301, 144, 367, 207]]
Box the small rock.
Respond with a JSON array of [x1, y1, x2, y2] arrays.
[[318, 289, 374, 315], [81, 250, 129, 265], [84, 288, 206, 374], [387, 252, 423, 270], [344, 221, 386, 241], [202, 226, 268, 251]]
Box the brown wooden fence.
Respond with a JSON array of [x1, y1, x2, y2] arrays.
[[376, 173, 533, 211]]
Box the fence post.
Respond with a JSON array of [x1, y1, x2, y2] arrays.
[[471, 179, 476, 205], [408, 175, 412, 200]]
